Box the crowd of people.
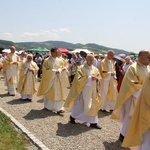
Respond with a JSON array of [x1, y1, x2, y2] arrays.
[[0, 46, 150, 150]]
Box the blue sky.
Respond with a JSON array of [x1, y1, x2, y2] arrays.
[[0, 0, 150, 53]]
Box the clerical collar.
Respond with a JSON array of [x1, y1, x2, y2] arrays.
[[138, 60, 147, 68], [10, 53, 15, 55], [106, 57, 112, 62], [87, 64, 92, 70], [27, 62, 31, 64], [51, 56, 56, 61]]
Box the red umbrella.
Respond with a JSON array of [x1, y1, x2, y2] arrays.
[[58, 48, 68, 54]]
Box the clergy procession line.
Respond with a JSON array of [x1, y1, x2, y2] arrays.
[[0, 46, 150, 150]]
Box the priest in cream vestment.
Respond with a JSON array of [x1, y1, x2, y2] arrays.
[[37, 48, 65, 113], [64, 54, 102, 129], [122, 71, 150, 150], [3, 46, 20, 96], [111, 50, 150, 142], [17, 54, 39, 101], [57, 50, 70, 99], [0, 59, 3, 79], [98, 50, 118, 112]]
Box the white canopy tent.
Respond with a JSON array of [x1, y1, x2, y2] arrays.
[[2, 49, 20, 54], [2, 49, 11, 53], [71, 49, 92, 54]]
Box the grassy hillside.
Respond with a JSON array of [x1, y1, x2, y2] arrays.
[[0, 39, 130, 55]]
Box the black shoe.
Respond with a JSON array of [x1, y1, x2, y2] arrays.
[[43, 107, 50, 111], [100, 109, 108, 112], [27, 98, 32, 101], [57, 110, 65, 114], [69, 116, 76, 124], [24, 98, 32, 101], [119, 133, 124, 142], [10, 94, 15, 96], [90, 123, 102, 129]]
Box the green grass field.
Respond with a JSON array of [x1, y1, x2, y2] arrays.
[[0, 111, 27, 150]]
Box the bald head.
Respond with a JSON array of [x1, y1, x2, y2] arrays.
[[107, 50, 115, 60], [138, 50, 149, 57], [86, 54, 94, 66], [10, 46, 16, 54], [138, 50, 150, 66], [86, 54, 94, 59]]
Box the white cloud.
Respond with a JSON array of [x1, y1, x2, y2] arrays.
[[20, 30, 60, 40], [52, 28, 71, 33], [51, 29, 58, 32], [2, 32, 14, 39], [21, 30, 59, 38], [58, 28, 71, 33], [21, 32, 40, 37], [1, 28, 71, 42]]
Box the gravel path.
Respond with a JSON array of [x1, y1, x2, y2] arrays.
[[0, 79, 127, 150]]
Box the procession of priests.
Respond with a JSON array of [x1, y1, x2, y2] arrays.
[[0, 46, 150, 149]]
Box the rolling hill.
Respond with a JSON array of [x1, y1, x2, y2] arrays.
[[0, 39, 130, 55]]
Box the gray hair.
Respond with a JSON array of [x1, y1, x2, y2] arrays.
[[86, 54, 94, 60], [107, 50, 115, 55], [125, 56, 131, 60], [27, 54, 33, 59]]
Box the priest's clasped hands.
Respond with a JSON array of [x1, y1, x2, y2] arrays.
[[12, 62, 18, 65], [56, 70, 60, 74], [91, 74, 98, 81], [102, 71, 115, 76], [28, 68, 33, 72]]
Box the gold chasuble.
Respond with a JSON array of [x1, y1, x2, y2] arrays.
[[0, 60, 3, 77], [122, 72, 150, 148], [98, 57, 118, 101], [58, 57, 70, 89], [3, 53, 20, 84], [111, 60, 150, 121], [37, 56, 65, 101], [0, 60, 3, 69], [17, 61, 39, 95], [64, 63, 102, 117]]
